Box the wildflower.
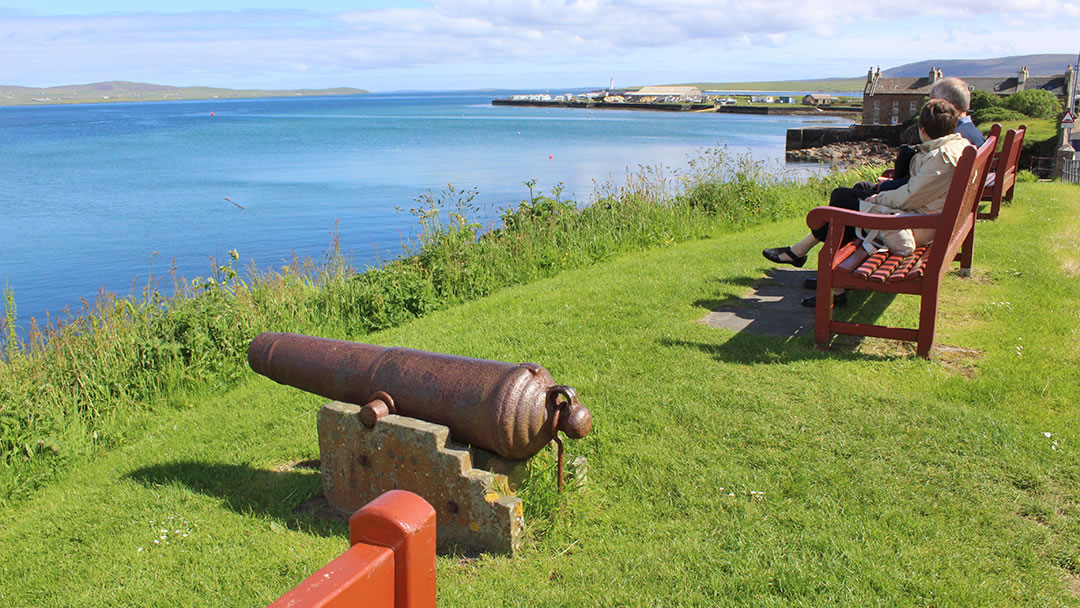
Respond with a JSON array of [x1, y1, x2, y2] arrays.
[[1044, 432, 1053, 438]]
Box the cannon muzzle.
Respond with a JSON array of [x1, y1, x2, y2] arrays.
[[248, 332, 592, 462]]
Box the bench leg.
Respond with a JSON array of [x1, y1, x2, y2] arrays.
[[989, 190, 1003, 220], [916, 290, 939, 358], [957, 224, 974, 278], [814, 275, 834, 350]]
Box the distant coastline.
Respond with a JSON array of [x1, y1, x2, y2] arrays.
[[493, 97, 862, 117], [0, 81, 369, 107]]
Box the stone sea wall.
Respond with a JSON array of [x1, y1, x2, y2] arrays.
[[785, 125, 902, 150], [785, 140, 896, 167]]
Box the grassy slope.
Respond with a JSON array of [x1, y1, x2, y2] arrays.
[[682, 79, 866, 93], [979, 119, 1058, 150], [1, 183, 1078, 606]]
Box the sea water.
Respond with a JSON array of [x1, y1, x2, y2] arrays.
[[0, 91, 851, 333]]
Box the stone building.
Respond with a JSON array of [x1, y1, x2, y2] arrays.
[[802, 93, 834, 106], [961, 65, 1073, 100], [862, 64, 1077, 126], [862, 66, 939, 126]]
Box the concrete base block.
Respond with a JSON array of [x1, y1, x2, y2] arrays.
[[318, 401, 525, 555]]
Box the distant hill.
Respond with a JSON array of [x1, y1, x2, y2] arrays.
[[0, 81, 369, 106], [674, 54, 1076, 94], [681, 78, 866, 93], [882, 54, 1075, 77]]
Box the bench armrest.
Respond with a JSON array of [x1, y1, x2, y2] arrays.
[[806, 206, 941, 233]]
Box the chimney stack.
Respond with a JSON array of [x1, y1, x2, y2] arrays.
[[865, 66, 881, 95]]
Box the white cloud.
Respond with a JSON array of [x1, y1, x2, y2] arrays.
[[0, 1, 1075, 89]]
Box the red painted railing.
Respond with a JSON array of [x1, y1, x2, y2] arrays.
[[269, 490, 437, 608]]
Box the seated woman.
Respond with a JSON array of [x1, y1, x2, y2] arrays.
[[762, 98, 968, 307]]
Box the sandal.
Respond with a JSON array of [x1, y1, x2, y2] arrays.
[[762, 246, 806, 268]]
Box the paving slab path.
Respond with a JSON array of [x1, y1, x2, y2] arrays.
[[701, 268, 817, 339]]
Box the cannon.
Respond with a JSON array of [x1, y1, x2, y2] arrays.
[[248, 332, 592, 488]]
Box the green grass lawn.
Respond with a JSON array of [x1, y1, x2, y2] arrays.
[[980, 118, 1058, 151], [2, 182, 1078, 606]]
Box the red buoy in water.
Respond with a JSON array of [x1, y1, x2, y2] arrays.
[[210, 112, 215, 117], [548, 154, 553, 160]]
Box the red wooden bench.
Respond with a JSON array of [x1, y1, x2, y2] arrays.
[[977, 124, 1025, 220], [269, 490, 437, 608], [806, 132, 998, 357]]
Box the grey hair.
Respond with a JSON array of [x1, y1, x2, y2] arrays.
[[929, 77, 971, 113]]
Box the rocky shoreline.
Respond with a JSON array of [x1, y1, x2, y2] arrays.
[[785, 140, 896, 167]]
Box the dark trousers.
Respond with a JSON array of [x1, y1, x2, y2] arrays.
[[812, 186, 863, 243], [813, 176, 908, 244]]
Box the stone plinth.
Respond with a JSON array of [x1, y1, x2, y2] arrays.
[[318, 401, 525, 555]]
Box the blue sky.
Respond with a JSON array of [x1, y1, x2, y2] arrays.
[[1, 1, 1075, 91]]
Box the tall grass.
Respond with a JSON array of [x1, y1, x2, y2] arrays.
[[0, 148, 882, 504]]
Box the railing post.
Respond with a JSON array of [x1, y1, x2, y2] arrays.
[[268, 490, 437, 608], [350, 490, 438, 608]]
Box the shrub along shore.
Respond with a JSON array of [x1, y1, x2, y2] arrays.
[[0, 150, 878, 505], [1, 152, 1078, 606]]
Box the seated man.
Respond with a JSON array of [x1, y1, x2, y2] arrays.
[[935, 77, 985, 148], [762, 99, 968, 307]]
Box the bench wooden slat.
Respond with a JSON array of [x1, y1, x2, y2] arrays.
[[853, 250, 889, 279], [890, 246, 929, 281], [868, 253, 904, 283]]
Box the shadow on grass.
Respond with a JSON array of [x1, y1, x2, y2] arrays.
[[689, 268, 909, 363], [126, 460, 347, 538]]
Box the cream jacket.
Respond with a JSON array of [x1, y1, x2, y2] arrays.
[[858, 133, 969, 255]]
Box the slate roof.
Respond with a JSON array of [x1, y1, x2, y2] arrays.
[[867, 72, 1070, 97], [865, 77, 932, 96], [963, 75, 1068, 96]]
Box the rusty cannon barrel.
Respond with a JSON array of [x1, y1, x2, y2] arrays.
[[248, 332, 592, 462]]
